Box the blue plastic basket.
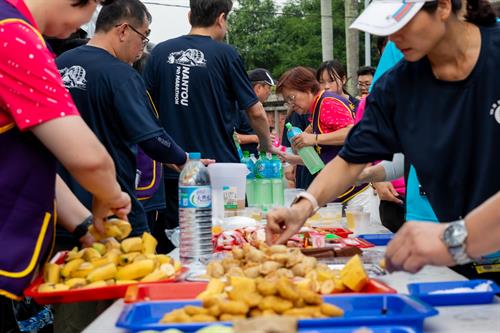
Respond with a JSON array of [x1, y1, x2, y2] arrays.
[[408, 279, 500, 306], [116, 294, 437, 332], [357, 234, 394, 246]]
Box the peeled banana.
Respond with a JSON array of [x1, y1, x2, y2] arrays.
[[121, 237, 143, 253], [142, 232, 158, 255], [44, 263, 60, 284], [61, 259, 85, 278]]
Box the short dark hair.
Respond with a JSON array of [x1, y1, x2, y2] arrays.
[[189, 0, 233, 28], [95, 0, 152, 33], [357, 66, 375, 77], [421, 0, 497, 26], [72, 0, 114, 7], [276, 66, 320, 96]]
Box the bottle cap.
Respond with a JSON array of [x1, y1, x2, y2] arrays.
[[189, 152, 201, 159], [285, 122, 292, 129]]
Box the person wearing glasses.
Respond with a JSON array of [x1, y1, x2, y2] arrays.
[[356, 66, 375, 100], [56, 0, 188, 238], [277, 67, 376, 211], [143, 0, 278, 254], [266, 0, 499, 279]]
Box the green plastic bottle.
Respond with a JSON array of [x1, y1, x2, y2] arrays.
[[285, 123, 325, 175]]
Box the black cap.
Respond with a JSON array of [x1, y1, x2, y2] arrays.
[[248, 68, 276, 86]]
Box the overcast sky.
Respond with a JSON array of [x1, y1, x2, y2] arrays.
[[143, 0, 288, 44]]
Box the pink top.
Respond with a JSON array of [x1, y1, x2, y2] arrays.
[[355, 97, 406, 196], [0, 4, 79, 131], [309, 93, 354, 134]]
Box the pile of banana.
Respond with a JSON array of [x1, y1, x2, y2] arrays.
[[38, 219, 182, 292]]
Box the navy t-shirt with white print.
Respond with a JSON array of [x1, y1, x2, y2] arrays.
[[143, 35, 258, 179], [339, 24, 500, 222], [56, 45, 165, 234]]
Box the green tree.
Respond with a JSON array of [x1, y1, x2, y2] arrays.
[[229, 0, 348, 78]]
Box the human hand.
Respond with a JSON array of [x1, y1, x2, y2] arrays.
[[266, 200, 312, 245], [373, 182, 403, 205], [92, 191, 131, 234], [291, 133, 316, 149], [79, 232, 96, 248], [385, 221, 452, 273]]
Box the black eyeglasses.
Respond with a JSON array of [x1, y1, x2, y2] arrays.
[[115, 23, 150, 45]]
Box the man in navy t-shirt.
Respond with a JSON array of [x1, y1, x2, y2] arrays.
[[143, 0, 276, 252], [57, 0, 187, 236], [235, 68, 276, 156]]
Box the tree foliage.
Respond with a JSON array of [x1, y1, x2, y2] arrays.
[[229, 0, 348, 79]]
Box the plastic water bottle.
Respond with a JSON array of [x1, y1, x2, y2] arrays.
[[233, 130, 244, 161], [270, 154, 284, 206], [285, 122, 325, 174], [242, 151, 257, 206], [178, 152, 212, 272], [254, 151, 272, 207]]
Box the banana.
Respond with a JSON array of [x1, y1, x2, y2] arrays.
[[82, 281, 107, 289], [105, 279, 115, 286], [64, 278, 87, 289], [61, 259, 84, 278], [160, 263, 176, 277], [121, 237, 143, 253], [132, 254, 148, 262], [65, 247, 84, 261], [43, 263, 60, 284], [140, 268, 168, 282], [173, 260, 182, 272], [82, 247, 102, 261], [115, 259, 155, 280], [115, 280, 138, 285], [90, 257, 111, 268], [111, 218, 132, 240], [104, 251, 120, 266], [71, 262, 94, 278], [87, 263, 117, 283], [119, 252, 141, 266], [156, 254, 173, 265], [38, 283, 70, 292], [103, 238, 121, 252], [92, 243, 106, 256], [141, 232, 157, 255]]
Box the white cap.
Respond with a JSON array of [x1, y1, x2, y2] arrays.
[[350, 0, 432, 36]]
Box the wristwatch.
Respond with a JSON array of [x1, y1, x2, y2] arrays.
[[290, 192, 320, 214], [441, 220, 473, 265], [72, 215, 92, 241]]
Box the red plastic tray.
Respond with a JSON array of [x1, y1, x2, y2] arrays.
[[24, 251, 186, 304], [123, 278, 395, 304], [124, 281, 208, 303]]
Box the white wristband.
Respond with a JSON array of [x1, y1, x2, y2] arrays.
[[291, 192, 320, 215]]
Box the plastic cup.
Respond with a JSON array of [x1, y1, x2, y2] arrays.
[[208, 163, 248, 220], [345, 205, 363, 232], [284, 188, 305, 207]]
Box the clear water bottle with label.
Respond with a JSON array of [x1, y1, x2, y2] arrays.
[[285, 122, 325, 174], [178, 152, 212, 273]]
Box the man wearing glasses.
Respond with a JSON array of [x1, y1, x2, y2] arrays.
[[56, 0, 188, 238], [356, 66, 376, 100]]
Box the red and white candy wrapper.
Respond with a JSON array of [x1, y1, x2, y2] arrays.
[[213, 230, 248, 252]]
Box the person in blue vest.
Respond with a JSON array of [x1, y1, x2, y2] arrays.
[[266, 0, 499, 278]]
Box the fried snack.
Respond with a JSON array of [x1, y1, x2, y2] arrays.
[[219, 314, 246, 322], [249, 308, 262, 317], [270, 253, 289, 266], [232, 246, 245, 260], [206, 261, 224, 278], [184, 305, 208, 316], [229, 276, 256, 293], [243, 265, 261, 278], [219, 300, 249, 315], [241, 292, 263, 308], [258, 296, 293, 314], [275, 268, 294, 279], [290, 262, 308, 277], [286, 249, 305, 268], [256, 277, 277, 296], [268, 245, 288, 254], [221, 257, 241, 272], [283, 308, 314, 319], [160, 309, 191, 323], [320, 303, 344, 317], [225, 266, 245, 277], [298, 288, 323, 305], [190, 314, 217, 322], [320, 280, 335, 295], [259, 261, 282, 275], [207, 304, 221, 317], [276, 277, 300, 302], [245, 246, 267, 263]]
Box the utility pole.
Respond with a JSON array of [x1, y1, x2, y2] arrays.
[[345, 0, 359, 95], [320, 0, 333, 61], [364, 0, 371, 66]]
